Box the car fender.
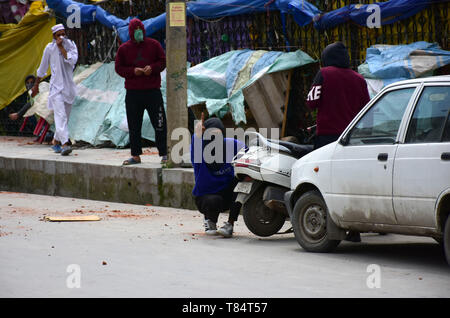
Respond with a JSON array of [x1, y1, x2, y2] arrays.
[[290, 142, 342, 227], [435, 188, 450, 233], [291, 142, 336, 194]]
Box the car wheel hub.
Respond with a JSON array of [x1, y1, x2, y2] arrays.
[[302, 204, 326, 239]]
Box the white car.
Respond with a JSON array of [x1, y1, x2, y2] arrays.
[[285, 75, 450, 265]]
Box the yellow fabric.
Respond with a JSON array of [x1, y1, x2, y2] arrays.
[[0, 1, 55, 110]]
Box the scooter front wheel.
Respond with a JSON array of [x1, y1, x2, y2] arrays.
[[243, 187, 286, 237]]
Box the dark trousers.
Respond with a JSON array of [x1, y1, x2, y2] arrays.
[[195, 179, 242, 223], [125, 89, 167, 157]]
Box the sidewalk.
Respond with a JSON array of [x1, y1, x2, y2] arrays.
[[0, 136, 196, 209]]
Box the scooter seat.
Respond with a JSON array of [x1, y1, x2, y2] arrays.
[[277, 141, 313, 159]]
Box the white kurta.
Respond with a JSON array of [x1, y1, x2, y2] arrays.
[[36, 38, 78, 144]]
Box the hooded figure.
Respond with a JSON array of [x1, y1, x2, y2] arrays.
[[306, 42, 371, 244], [202, 117, 227, 172], [115, 18, 168, 165], [128, 18, 145, 43], [321, 41, 351, 68], [191, 116, 245, 237], [306, 42, 370, 148], [115, 18, 166, 91]]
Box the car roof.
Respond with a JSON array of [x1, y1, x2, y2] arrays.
[[384, 75, 450, 90]]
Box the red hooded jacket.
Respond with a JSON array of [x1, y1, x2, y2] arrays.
[[115, 18, 166, 90], [306, 42, 370, 136]]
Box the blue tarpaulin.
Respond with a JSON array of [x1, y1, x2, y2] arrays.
[[314, 0, 436, 30], [46, 0, 440, 43], [358, 41, 450, 96], [46, 0, 321, 42], [366, 41, 450, 81]]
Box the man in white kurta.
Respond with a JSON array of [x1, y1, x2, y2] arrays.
[[32, 24, 78, 156]]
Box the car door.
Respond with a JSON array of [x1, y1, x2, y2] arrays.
[[328, 86, 419, 225], [393, 84, 450, 227]]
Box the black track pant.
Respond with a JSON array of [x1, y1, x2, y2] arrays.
[[125, 89, 167, 157], [195, 178, 242, 224]]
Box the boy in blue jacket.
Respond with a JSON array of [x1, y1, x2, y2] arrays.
[[191, 115, 245, 237]]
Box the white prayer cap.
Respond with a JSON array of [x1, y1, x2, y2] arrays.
[[51, 24, 65, 34]]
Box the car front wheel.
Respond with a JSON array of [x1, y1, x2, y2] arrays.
[[292, 190, 340, 253]]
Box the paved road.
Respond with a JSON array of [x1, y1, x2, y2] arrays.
[[0, 191, 449, 298]]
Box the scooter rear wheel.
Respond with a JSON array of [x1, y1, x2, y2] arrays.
[[243, 186, 286, 237]]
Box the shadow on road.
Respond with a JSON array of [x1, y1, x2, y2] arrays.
[[334, 241, 449, 270]]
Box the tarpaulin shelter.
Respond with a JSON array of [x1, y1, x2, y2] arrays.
[[65, 48, 315, 146], [68, 62, 164, 147], [186, 49, 316, 125], [0, 1, 55, 110], [358, 41, 450, 96]]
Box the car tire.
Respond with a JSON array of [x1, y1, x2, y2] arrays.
[[242, 186, 286, 237], [292, 190, 341, 253], [444, 215, 450, 266]]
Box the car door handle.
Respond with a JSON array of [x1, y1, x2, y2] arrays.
[[377, 153, 388, 161], [442, 152, 450, 161]]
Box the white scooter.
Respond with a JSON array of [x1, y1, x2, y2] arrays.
[[232, 128, 314, 237]]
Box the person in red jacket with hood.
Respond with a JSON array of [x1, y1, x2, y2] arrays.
[[306, 42, 370, 243], [306, 42, 370, 150], [115, 18, 168, 165]]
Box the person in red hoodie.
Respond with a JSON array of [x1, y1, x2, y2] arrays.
[[306, 42, 370, 243], [115, 18, 167, 165], [306, 42, 370, 149]]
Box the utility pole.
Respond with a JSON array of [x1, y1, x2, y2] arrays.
[[165, 0, 188, 167]]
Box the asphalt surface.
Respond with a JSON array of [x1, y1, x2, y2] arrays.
[[0, 191, 449, 298]]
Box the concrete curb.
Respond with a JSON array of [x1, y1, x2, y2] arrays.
[[0, 156, 196, 209]]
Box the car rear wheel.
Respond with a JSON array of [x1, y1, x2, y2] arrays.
[[292, 190, 340, 252], [444, 215, 450, 266]]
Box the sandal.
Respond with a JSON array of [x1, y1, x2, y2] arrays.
[[122, 157, 141, 165]]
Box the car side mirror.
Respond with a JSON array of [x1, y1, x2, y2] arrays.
[[339, 135, 348, 146], [339, 127, 354, 146]]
